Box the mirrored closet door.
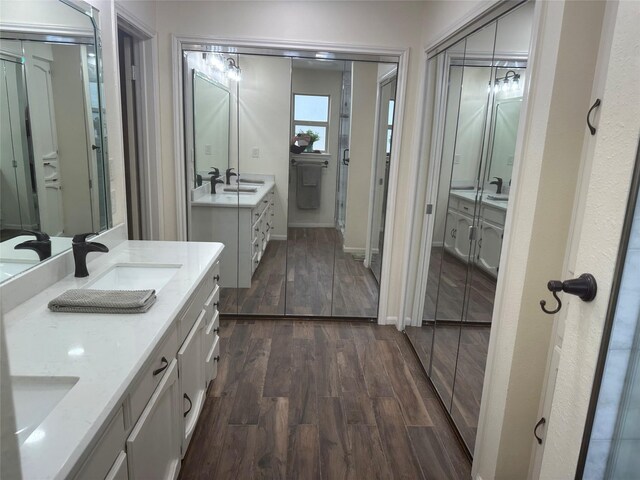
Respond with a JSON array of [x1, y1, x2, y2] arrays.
[[184, 48, 398, 320], [406, 1, 534, 454]]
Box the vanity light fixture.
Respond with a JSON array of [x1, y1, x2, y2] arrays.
[[225, 57, 242, 82], [489, 70, 521, 94]]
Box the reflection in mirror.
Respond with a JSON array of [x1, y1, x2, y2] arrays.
[[406, 0, 533, 455], [193, 70, 230, 186], [0, 0, 110, 282]]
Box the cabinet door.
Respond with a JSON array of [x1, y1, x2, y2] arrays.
[[444, 209, 457, 251], [177, 311, 206, 457], [477, 220, 504, 276], [126, 359, 181, 480], [454, 212, 474, 259]]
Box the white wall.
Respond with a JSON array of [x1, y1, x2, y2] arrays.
[[289, 67, 341, 228], [344, 61, 378, 252], [237, 54, 291, 238]]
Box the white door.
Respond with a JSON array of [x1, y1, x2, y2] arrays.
[[126, 359, 181, 480], [531, 1, 639, 477], [177, 311, 206, 457], [26, 52, 64, 236], [477, 220, 503, 275]]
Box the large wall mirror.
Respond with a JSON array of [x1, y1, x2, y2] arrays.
[[183, 46, 398, 320], [0, 0, 110, 282], [406, 0, 533, 455]]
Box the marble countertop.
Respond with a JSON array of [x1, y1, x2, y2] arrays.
[[3, 240, 224, 480], [450, 189, 509, 211], [191, 178, 275, 208]]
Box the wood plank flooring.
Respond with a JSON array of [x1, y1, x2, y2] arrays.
[[423, 248, 496, 324], [405, 324, 490, 452], [180, 319, 471, 480], [220, 228, 379, 318]]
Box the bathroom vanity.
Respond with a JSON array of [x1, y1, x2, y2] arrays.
[[446, 190, 507, 276], [191, 175, 275, 288], [2, 233, 223, 479]]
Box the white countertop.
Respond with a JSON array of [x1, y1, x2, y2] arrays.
[[450, 189, 509, 211], [191, 178, 275, 208], [3, 240, 224, 480]]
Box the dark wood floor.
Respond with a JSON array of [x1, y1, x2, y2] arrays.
[[220, 228, 379, 318], [405, 324, 490, 452], [180, 319, 471, 480], [423, 248, 496, 324]]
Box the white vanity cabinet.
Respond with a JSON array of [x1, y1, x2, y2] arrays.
[[73, 260, 222, 480], [446, 193, 506, 277], [192, 183, 276, 288]]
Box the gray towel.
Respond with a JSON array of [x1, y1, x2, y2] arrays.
[[48, 289, 157, 314], [296, 164, 322, 209]]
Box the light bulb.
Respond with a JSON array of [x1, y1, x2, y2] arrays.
[[209, 54, 225, 72]]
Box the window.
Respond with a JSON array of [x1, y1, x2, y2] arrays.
[[293, 94, 329, 152]]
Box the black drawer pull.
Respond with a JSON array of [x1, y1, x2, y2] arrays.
[[213, 301, 219, 307], [183, 393, 192, 417], [534, 417, 546, 444], [214, 356, 220, 362], [153, 357, 169, 376], [263, 200, 268, 203], [214, 327, 220, 334], [213, 274, 220, 281]]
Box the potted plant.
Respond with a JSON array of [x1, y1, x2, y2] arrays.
[[298, 129, 320, 152]]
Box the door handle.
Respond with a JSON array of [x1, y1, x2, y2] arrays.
[[540, 273, 597, 315], [534, 417, 546, 444], [342, 148, 350, 165]]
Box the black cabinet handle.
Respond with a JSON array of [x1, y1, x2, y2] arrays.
[[213, 301, 219, 307], [153, 357, 169, 376], [213, 274, 220, 282], [263, 200, 268, 204], [534, 417, 546, 444], [262, 232, 265, 241], [214, 327, 220, 334], [587, 98, 601, 135], [214, 355, 220, 362], [183, 393, 192, 418]]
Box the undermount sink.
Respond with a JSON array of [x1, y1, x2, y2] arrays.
[[12, 375, 79, 445], [224, 186, 258, 193], [0, 259, 39, 280], [85, 264, 181, 292]]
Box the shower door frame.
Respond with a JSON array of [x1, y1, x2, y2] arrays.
[[171, 35, 409, 325]]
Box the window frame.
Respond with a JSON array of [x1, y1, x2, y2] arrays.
[[292, 93, 330, 153]]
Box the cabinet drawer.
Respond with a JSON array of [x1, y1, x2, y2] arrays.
[[205, 309, 220, 355], [204, 284, 220, 323], [129, 326, 178, 425], [458, 199, 474, 215], [206, 336, 221, 383], [481, 204, 506, 226], [105, 451, 128, 480], [178, 270, 214, 345], [127, 359, 181, 480], [75, 408, 125, 480]]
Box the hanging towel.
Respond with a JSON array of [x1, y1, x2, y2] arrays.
[[48, 289, 157, 314], [296, 164, 323, 209]]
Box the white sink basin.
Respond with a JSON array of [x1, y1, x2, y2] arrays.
[[0, 259, 39, 281], [86, 264, 181, 292], [12, 375, 79, 445]]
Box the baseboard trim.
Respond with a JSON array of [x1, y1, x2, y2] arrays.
[[270, 234, 287, 241], [343, 246, 366, 255], [288, 222, 335, 228], [382, 315, 399, 327]]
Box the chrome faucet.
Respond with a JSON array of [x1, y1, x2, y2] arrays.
[[226, 167, 237, 185], [14, 230, 51, 261], [490, 177, 504, 194], [72, 233, 108, 278]]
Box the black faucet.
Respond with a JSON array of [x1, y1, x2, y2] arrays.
[[14, 230, 52, 261], [490, 177, 503, 194], [211, 176, 225, 194], [72, 233, 109, 278], [208, 168, 221, 188], [226, 167, 237, 185]]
